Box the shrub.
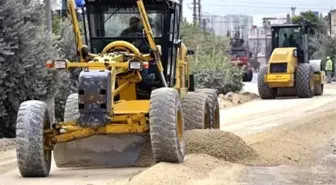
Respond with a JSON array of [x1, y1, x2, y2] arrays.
[[181, 22, 244, 94]]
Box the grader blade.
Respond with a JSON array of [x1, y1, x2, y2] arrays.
[[53, 135, 150, 168]]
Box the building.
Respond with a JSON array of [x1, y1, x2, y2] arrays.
[[50, 0, 62, 11], [248, 26, 269, 66], [204, 14, 253, 41]]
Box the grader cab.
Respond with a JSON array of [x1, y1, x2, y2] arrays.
[[15, 0, 220, 177], [257, 24, 325, 99]]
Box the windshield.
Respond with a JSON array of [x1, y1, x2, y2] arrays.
[[230, 50, 246, 57], [272, 26, 303, 49], [87, 6, 164, 38]]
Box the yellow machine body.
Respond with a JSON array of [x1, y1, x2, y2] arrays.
[[265, 48, 325, 88], [258, 24, 325, 99], [49, 0, 193, 168], [264, 48, 297, 88]]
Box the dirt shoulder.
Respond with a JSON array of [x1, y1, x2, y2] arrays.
[[0, 138, 15, 152], [218, 91, 259, 109], [241, 101, 336, 166]]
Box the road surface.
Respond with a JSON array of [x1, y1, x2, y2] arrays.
[[0, 75, 335, 185]]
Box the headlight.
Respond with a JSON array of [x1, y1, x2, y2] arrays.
[[129, 61, 142, 70], [46, 59, 54, 68], [54, 60, 67, 69]]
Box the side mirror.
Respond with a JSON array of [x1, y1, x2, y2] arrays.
[[187, 49, 195, 56]]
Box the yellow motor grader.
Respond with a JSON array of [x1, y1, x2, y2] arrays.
[[15, 0, 220, 177], [258, 24, 325, 99]]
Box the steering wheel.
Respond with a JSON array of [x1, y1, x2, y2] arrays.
[[101, 41, 141, 56]]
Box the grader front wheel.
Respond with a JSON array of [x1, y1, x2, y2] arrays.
[[149, 88, 185, 163], [16, 100, 52, 177]]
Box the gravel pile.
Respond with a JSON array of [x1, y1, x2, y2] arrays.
[[134, 129, 257, 167], [185, 129, 257, 162]]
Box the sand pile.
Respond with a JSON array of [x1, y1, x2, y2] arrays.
[[185, 129, 257, 162], [218, 92, 259, 109], [134, 129, 257, 167], [0, 138, 15, 151], [128, 154, 245, 185]]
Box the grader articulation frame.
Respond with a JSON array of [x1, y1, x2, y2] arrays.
[[15, 0, 220, 177]]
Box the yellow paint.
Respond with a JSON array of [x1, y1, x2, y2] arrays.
[[54, 124, 149, 143], [314, 71, 325, 84], [265, 74, 292, 82], [67, 0, 84, 62], [101, 41, 141, 56], [66, 60, 129, 69], [114, 100, 150, 114], [267, 48, 297, 74]]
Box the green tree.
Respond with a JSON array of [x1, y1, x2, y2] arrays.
[[291, 11, 331, 60], [292, 11, 326, 34], [181, 21, 243, 94], [0, 0, 63, 138], [53, 18, 78, 121]]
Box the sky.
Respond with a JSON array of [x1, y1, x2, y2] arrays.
[[182, 0, 336, 26]]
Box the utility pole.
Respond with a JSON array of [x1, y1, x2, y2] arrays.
[[203, 19, 207, 34], [180, 0, 183, 22], [193, 0, 197, 25], [256, 27, 259, 57], [198, 0, 202, 25], [192, 0, 202, 26], [45, 0, 52, 32], [291, 7, 296, 18]]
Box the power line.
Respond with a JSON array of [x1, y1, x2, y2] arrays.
[[200, 4, 332, 11], [208, 1, 334, 8]]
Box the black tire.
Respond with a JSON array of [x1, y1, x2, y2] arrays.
[[181, 92, 211, 130], [16, 100, 52, 177], [195, 89, 220, 129], [296, 63, 315, 98], [247, 69, 253, 82], [63, 93, 80, 122], [54, 93, 79, 168], [242, 72, 248, 82], [243, 69, 253, 82], [257, 66, 277, 99], [149, 88, 185, 163]]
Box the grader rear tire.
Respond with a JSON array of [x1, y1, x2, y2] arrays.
[[54, 93, 79, 168], [181, 92, 211, 130], [149, 88, 185, 163], [195, 89, 220, 129], [296, 63, 315, 98], [258, 66, 277, 99], [16, 100, 51, 177]]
